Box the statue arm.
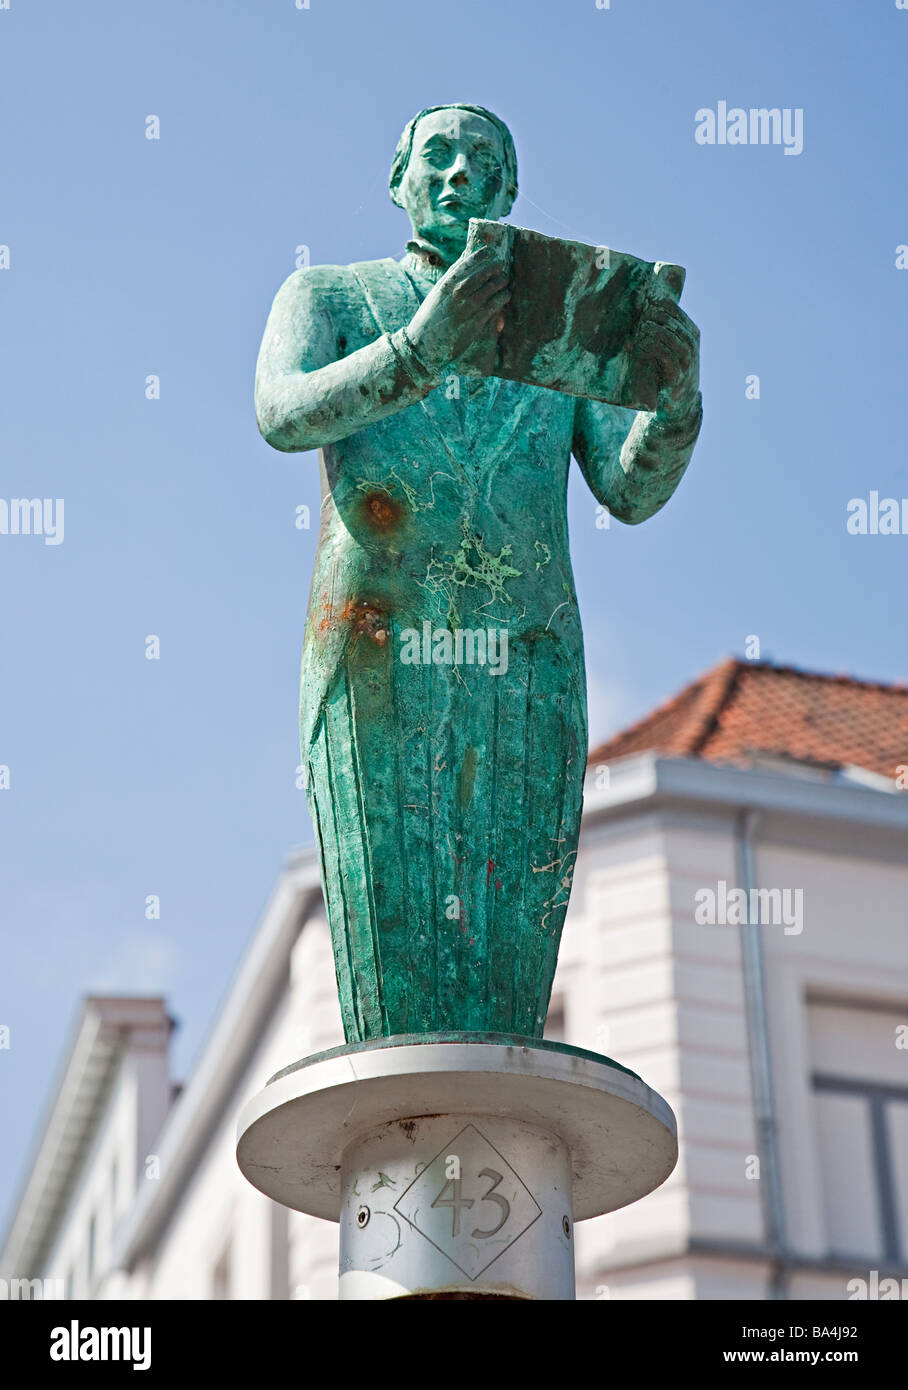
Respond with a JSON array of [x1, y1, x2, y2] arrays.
[[254, 268, 440, 453], [571, 392, 703, 523]]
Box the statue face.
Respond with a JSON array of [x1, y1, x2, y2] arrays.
[[397, 109, 512, 257]]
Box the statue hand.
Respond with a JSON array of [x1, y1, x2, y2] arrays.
[[636, 296, 701, 418], [406, 246, 510, 377]]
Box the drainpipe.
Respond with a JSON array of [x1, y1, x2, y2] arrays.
[[735, 808, 789, 1299]]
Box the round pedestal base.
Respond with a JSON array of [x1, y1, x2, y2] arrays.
[[236, 1035, 677, 1301]]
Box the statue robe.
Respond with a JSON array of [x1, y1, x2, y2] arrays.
[[255, 250, 701, 1042]]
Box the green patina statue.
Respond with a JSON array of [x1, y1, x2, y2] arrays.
[[255, 105, 702, 1043]]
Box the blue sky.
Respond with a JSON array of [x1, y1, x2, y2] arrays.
[[1, 0, 905, 1230]]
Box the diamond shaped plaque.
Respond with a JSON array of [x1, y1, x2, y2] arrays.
[[393, 1124, 542, 1280]]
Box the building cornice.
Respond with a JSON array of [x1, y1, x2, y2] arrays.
[[582, 753, 908, 835], [0, 997, 172, 1279]]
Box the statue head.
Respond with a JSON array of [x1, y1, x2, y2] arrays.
[[390, 104, 518, 263]]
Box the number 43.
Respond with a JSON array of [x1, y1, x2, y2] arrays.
[[431, 1168, 510, 1239]]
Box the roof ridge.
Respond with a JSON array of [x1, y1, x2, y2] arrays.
[[740, 659, 908, 696], [587, 655, 741, 762], [683, 656, 745, 754]]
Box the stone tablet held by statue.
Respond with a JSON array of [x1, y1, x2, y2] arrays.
[[461, 218, 687, 410]]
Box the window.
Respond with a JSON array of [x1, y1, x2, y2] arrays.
[[809, 1000, 908, 1263], [813, 1075, 908, 1264]]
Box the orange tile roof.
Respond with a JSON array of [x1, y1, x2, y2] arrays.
[[588, 657, 908, 781]]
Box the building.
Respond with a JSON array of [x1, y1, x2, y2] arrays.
[[3, 657, 907, 1301]]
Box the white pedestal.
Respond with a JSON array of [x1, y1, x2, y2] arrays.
[[236, 1035, 677, 1301]]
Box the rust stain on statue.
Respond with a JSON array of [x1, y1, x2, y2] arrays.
[[362, 490, 406, 531], [315, 594, 389, 646], [339, 597, 389, 646]]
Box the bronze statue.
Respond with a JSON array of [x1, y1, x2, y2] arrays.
[[254, 104, 701, 1042]]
